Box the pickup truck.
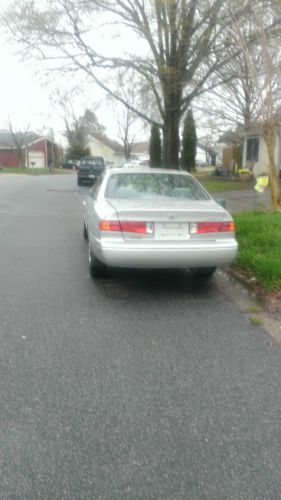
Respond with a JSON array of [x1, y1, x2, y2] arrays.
[[61, 159, 80, 169], [77, 156, 106, 185]]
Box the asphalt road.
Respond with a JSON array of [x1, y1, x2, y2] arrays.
[[0, 173, 280, 500]]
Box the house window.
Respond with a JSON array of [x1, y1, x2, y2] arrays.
[[246, 137, 259, 162]]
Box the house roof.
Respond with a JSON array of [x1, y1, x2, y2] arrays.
[[235, 117, 281, 138], [92, 132, 124, 153], [0, 131, 59, 150], [0, 131, 40, 149]]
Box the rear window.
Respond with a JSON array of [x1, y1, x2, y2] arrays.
[[105, 173, 211, 201], [81, 158, 104, 166]]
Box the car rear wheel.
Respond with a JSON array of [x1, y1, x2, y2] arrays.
[[83, 221, 88, 240], [191, 267, 217, 277], [89, 245, 106, 278]]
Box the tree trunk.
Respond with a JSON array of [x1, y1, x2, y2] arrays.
[[18, 150, 26, 168], [162, 89, 181, 169], [162, 118, 180, 168], [123, 140, 130, 160], [263, 124, 281, 210]]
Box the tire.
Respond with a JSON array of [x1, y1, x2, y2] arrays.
[[83, 221, 88, 240], [191, 267, 217, 277], [88, 244, 106, 278]]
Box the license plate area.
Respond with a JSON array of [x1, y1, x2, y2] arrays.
[[155, 222, 190, 240], [89, 174, 96, 179]]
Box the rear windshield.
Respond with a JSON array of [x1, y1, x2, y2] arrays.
[[105, 173, 211, 201], [81, 159, 104, 166]]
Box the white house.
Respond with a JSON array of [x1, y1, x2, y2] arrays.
[[87, 133, 125, 166], [241, 126, 281, 175], [130, 141, 150, 161], [87, 134, 153, 166]]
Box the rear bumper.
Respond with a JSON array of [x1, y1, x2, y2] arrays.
[[92, 239, 238, 269], [78, 174, 96, 183]]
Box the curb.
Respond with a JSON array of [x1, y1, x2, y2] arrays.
[[226, 267, 281, 316]]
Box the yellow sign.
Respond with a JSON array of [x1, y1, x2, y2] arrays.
[[255, 175, 269, 193]]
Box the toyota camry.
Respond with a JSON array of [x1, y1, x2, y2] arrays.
[[83, 168, 238, 278]]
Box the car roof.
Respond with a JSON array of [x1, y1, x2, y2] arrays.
[[107, 167, 192, 175]]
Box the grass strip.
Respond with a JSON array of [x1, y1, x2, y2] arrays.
[[198, 177, 255, 192], [233, 211, 281, 291]]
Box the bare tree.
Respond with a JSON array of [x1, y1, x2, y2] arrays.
[[51, 92, 107, 158], [196, 2, 281, 129], [108, 76, 142, 159], [52, 93, 90, 158], [228, 7, 281, 210], [3, 0, 278, 167], [116, 106, 137, 160], [5, 121, 30, 167]]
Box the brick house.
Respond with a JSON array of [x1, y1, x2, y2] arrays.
[[0, 131, 60, 168]]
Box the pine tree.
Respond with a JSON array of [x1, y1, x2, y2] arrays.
[[64, 117, 90, 160], [66, 143, 90, 160], [181, 110, 197, 172], [149, 124, 162, 167]]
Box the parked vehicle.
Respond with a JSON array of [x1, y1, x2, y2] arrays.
[[122, 160, 150, 168], [61, 159, 80, 169], [77, 156, 106, 185], [83, 168, 238, 278]]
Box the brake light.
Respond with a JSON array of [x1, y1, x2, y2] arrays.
[[99, 221, 154, 234], [190, 221, 235, 234], [121, 222, 153, 234]]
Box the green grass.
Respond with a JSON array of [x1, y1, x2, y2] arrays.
[[249, 316, 263, 326], [0, 167, 71, 175], [195, 175, 255, 192], [245, 306, 263, 314], [233, 211, 281, 291]]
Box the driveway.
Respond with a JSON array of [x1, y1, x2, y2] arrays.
[[213, 188, 270, 214], [0, 173, 280, 499]]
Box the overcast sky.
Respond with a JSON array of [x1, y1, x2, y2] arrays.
[[0, 40, 50, 127], [0, 36, 120, 143], [0, 2, 209, 162], [0, 0, 149, 146]]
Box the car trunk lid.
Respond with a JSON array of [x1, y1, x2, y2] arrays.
[[107, 198, 227, 242]]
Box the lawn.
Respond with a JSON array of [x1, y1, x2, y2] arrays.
[[194, 174, 255, 192], [233, 211, 281, 291], [0, 167, 72, 175]]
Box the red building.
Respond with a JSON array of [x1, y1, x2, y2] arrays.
[[0, 132, 60, 168]]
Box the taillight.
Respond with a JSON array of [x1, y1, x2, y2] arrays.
[[99, 221, 121, 232], [220, 221, 235, 232], [121, 222, 153, 234], [99, 220, 154, 234], [190, 221, 235, 234]]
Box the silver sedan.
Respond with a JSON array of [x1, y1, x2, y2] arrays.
[[83, 168, 238, 278]]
